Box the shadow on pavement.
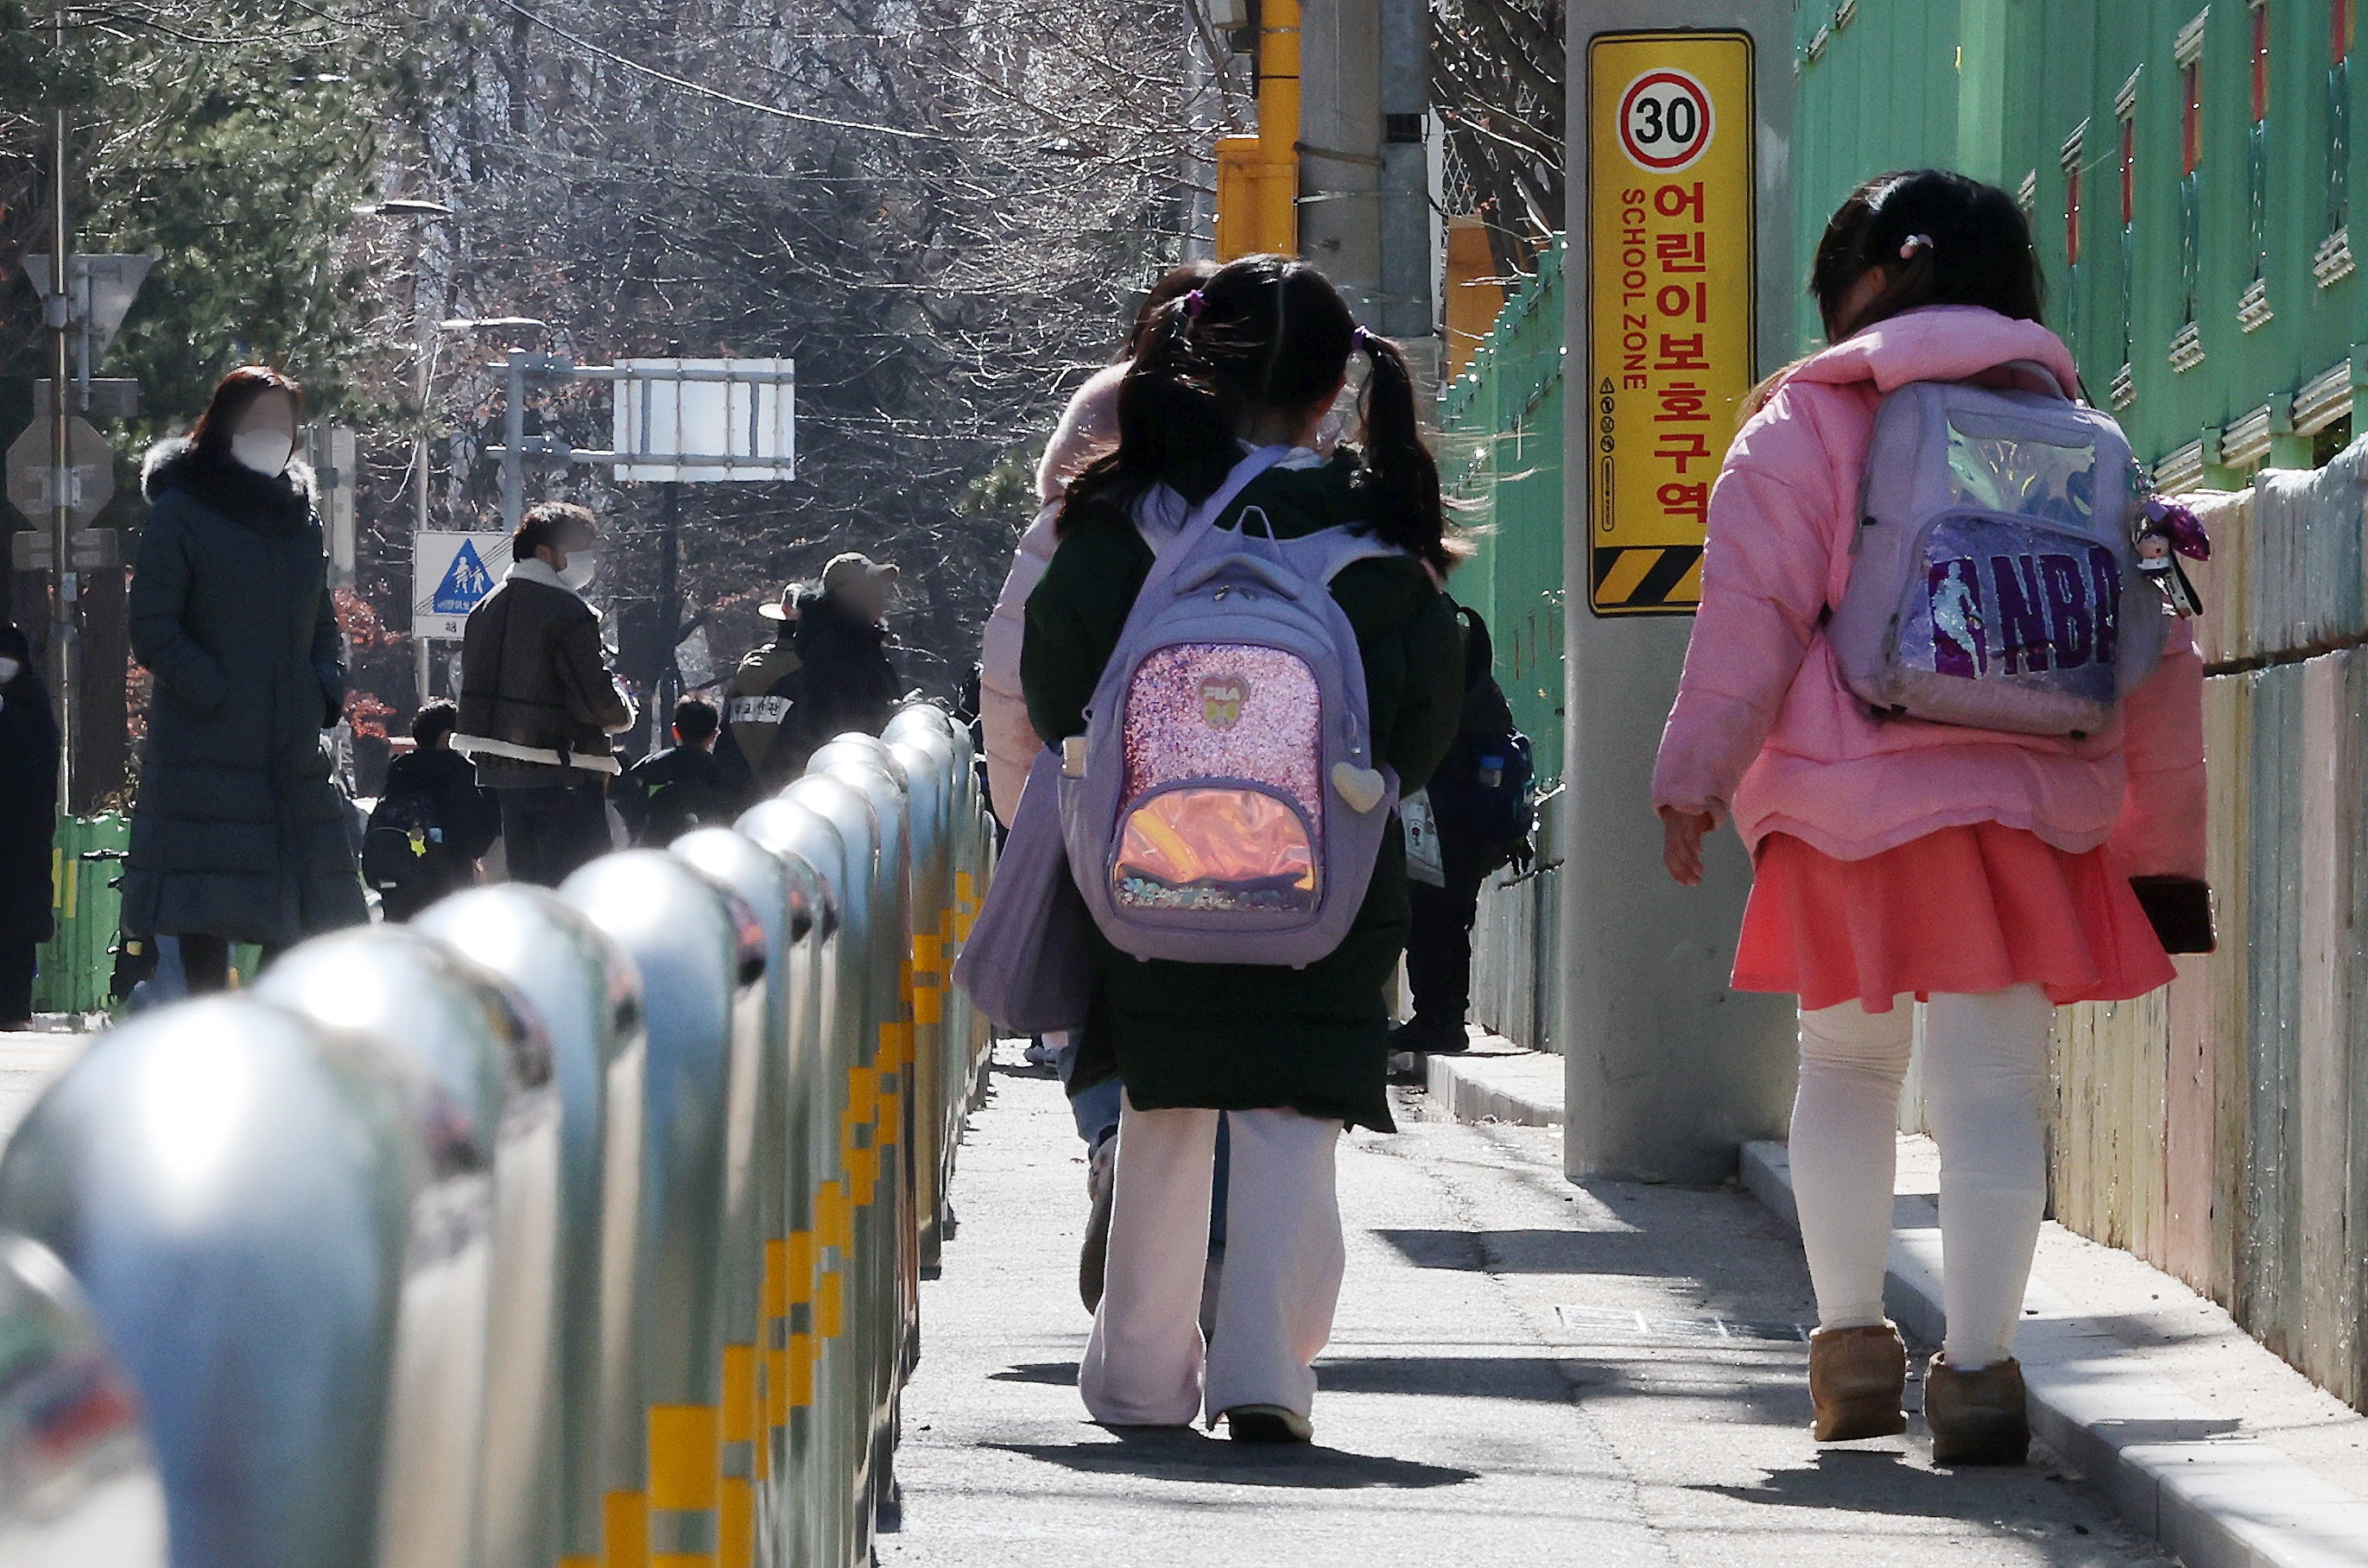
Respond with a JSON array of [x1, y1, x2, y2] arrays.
[[1694, 1446, 2109, 1524], [988, 1429, 1479, 1490]]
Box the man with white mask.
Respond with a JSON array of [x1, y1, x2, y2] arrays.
[[453, 500, 634, 886]]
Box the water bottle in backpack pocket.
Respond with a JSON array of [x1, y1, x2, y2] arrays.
[[1060, 446, 1405, 968], [1829, 364, 2167, 738]]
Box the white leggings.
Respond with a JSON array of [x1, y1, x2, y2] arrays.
[[1789, 984, 2052, 1369]]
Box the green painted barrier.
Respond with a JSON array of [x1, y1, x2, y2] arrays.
[[32, 815, 129, 1017]]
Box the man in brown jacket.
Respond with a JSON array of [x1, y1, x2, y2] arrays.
[[453, 502, 633, 886]]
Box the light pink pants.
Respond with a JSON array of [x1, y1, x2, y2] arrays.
[[1078, 1094, 1346, 1426]]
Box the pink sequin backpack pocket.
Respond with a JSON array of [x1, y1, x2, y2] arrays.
[[1060, 446, 1402, 968]]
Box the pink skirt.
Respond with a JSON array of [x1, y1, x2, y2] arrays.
[[1733, 823, 2175, 1014]]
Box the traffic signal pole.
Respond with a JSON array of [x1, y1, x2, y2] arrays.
[[49, 1, 73, 806]]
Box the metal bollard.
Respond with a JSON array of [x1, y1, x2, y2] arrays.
[[0, 1233, 165, 1567], [413, 887, 648, 1568], [803, 737, 915, 1534], [880, 707, 961, 1272], [771, 774, 884, 1567], [563, 851, 763, 1568], [255, 928, 562, 1568], [0, 996, 465, 1568], [666, 827, 812, 1568], [733, 797, 851, 1568]]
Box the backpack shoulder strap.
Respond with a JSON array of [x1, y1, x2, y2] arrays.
[[1282, 524, 1407, 585], [1137, 445, 1297, 596]]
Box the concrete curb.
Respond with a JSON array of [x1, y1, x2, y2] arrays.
[[1420, 1047, 1563, 1128], [1743, 1139, 2368, 1568]]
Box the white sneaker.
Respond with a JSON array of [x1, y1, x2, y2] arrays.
[[1222, 1404, 1313, 1444]]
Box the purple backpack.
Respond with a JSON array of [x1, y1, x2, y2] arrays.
[[1829, 363, 2165, 738], [1060, 446, 1402, 967]]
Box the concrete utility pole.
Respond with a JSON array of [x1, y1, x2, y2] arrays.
[[1296, 0, 1438, 387], [1560, 0, 1800, 1183], [47, 3, 74, 806]]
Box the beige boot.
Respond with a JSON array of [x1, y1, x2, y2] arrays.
[[1924, 1353, 2030, 1465], [1808, 1323, 1908, 1441]]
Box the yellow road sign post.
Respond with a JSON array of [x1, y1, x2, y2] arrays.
[[1584, 30, 1757, 616]]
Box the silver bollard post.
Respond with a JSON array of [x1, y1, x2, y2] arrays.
[[562, 850, 763, 1568], [775, 773, 884, 1567], [256, 928, 562, 1568], [668, 826, 805, 1568], [0, 1234, 165, 1567], [883, 707, 962, 1273], [412, 887, 649, 1568], [0, 996, 472, 1568], [736, 797, 851, 1568], [805, 736, 914, 1537]]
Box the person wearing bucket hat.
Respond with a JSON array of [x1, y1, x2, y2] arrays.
[[777, 552, 902, 772], [725, 581, 814, 788]]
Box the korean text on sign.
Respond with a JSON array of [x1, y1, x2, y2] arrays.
[[1585, 32, 1756, 616]]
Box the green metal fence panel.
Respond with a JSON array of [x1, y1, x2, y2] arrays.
[[1795, 0, 2368, 470], [32, 815, 129, 1017], [1440, 239, 1567, 785]]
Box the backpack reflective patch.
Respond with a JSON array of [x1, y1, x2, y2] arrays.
[[1829, 371, 2164, 737]]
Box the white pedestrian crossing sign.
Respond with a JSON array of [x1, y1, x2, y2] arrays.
[[412, 530, 512, 639]]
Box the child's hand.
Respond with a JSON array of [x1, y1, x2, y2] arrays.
[[1658, 805, 1715, 887]]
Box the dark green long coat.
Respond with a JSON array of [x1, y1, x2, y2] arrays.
[[122, 439, 368, 947], [1023, 454, 1463, 1131]]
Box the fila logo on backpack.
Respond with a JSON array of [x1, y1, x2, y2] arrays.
[[1060, 446, 1402, 968], [1829, 359, 2166, 738]]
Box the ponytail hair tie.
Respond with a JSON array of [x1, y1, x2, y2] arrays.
[[1182, 288, 1207, 319], [1353, 325, 1374, 351], [1899, 233, 1935, 261]]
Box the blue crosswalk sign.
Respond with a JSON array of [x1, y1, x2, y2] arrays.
[[431, 540, 495, 615]]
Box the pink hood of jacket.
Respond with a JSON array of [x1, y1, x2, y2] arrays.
[[1651, 306, 2207, 877]]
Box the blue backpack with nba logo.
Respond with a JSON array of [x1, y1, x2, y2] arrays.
[[1059, 446, 1407, 968], [1829, 361, 2167, 738]]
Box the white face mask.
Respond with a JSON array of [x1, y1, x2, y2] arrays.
[[0, 658, 18, 686], [558, 549, 598, 592], [231, 430, 294, 477]]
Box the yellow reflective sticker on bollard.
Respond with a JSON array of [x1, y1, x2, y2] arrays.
[[604, 1492, 649, 1568], [914, 983, 944, 1024], [789, 1332, 817, 1407], [850, 1145, 878, 1205], [816, 1186, 849, 1249], [722, 1345, 757, 1441], [819, 1272, 845, 1338], [648, 1404, 719, 1509], [719, 1476, 753, 1568], [761, 1240, 787, 1318], [914, 930, 943, 976]]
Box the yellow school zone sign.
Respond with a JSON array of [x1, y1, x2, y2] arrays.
[[1585, 30, 1756, 616]]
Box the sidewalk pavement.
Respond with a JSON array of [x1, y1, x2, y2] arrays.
[[1424, 1040, 2368, 1568], [884, 1040, 2169, 1566]]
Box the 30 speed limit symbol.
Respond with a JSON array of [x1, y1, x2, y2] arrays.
[[1617, 68, 1714, 172]]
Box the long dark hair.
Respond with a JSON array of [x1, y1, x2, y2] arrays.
[[1061, 254, 1453, 576], [1810, 169, 2044, 341], [1122, 262, 1218, 361], [187, 365, 304, 459]]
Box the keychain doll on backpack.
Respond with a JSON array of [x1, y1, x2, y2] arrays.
[[1653, 171, 2208, 1470], [1022, 255, 1463, 1445]]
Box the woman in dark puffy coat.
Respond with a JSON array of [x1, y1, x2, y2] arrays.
[[123, 366, 366, 990], [0, 623, 58, 1028]]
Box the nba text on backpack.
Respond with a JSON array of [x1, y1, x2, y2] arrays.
[[1829, 361, 2183, 739], [1059, 446, 1405, 968]]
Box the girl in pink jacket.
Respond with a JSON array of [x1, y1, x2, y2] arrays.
[[1653, 171, 2207, 1466]]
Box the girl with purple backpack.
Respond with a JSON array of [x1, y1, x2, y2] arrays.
[[1655, 171, 2208, 1464], [1023, 255, 1462, 1442]]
